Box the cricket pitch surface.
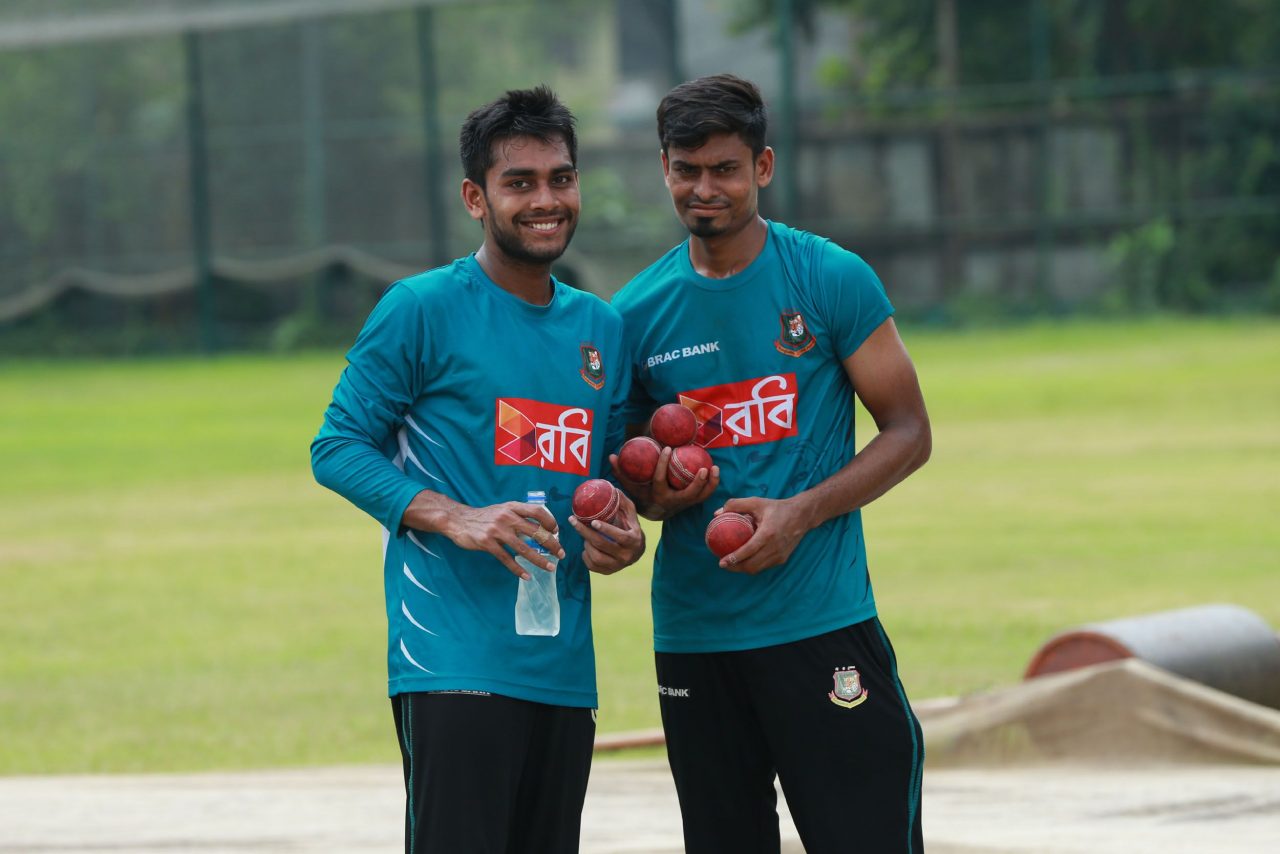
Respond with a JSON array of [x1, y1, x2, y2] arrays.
[[1, 760, 1277, 853]]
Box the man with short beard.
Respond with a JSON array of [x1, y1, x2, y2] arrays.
[[612, 74, 932, 853], [312, 86, 644, 854]]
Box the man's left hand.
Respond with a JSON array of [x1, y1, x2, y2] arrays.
[[713, 495, 811, 575], [569, 490, 646, 575]]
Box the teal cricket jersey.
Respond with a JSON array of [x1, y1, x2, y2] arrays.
[[612, 221, 894, 654], [311, 255, 628, 707]]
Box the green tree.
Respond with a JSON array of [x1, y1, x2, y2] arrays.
[[733, 0, 1280, 89], [733, 0, 1280, 312]]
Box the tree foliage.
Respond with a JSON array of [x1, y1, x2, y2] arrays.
[[734, 0, 1280, 87], [734, 0, 1280, 310]]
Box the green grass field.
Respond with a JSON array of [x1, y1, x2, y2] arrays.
[[1, 317, 1277, 774]]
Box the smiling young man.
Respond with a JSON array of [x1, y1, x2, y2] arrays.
[[312, 86, 644, 854], [610, 74, 932, 852]]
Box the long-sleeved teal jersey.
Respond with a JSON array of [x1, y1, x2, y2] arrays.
[[613, 221, 894, 654], [312, 255, 628, 707]]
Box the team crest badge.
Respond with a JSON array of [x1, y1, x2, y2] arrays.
[[579, 343, 605, 390], [829, 666, 869, 709], [775, 311, 815, 357]]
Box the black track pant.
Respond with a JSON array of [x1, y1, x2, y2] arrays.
[[656, 619, 925, 853], [391, 692, 596, 854]]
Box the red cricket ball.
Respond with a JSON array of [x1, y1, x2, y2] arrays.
[[617, 436, 661, 484], [666, 444, 713, 490], [572, 479, 621, 524], [705, 512, 756, 559], [649, 403, 698, 448]]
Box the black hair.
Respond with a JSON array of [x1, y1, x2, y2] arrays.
[[656, 74, 768, 157], [459, 85, 578, 186]]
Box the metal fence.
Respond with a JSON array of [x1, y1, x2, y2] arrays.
[[1, 0, 1276, 353]]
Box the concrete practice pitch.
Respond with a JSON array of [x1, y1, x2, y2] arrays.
[[2, 759, 1277, 853]]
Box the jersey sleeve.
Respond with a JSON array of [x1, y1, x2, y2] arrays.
[[818, 243, 896, 361], [310, 282, 432, 532]]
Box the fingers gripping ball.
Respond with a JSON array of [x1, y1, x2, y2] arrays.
[[649, 403, 698, 448], [617, 436, 662, 484], [705, 512, 756, 559], [666, 444, 713, 490], [572, 479, 622, 525]]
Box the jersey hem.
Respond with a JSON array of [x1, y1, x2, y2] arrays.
[[388, 675, 598, 709], [653, 606, 879, 654]]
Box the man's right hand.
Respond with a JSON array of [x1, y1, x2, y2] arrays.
[[443, 501, 565, 579], [403, 491, 564, 580], [610, 445, 719, 521]]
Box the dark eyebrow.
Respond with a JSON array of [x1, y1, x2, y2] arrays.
[[498, 163, 576, 179], [670, 159, 738, 170]]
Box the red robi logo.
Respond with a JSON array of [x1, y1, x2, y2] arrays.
[[495, 398, 594, 475], [678, 373, 798, 448]]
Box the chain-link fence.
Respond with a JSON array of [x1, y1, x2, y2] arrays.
[[1, 0, 1277, 353]]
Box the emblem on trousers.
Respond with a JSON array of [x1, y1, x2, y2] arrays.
[[829, 666, 869, 709]]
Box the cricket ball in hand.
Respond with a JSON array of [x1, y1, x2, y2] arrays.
[[649, 403, 698, 448], [666, 444, 713, 490], [617, 436, 661, 484], [705, 512, 756, 559], [573, 479, 621, 525]]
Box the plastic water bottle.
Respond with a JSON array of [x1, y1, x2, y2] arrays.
[[514, 490, 560, 636]]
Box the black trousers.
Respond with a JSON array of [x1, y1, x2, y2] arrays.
[[656, 619, 925, 853], [391, 692, 596, 854]]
